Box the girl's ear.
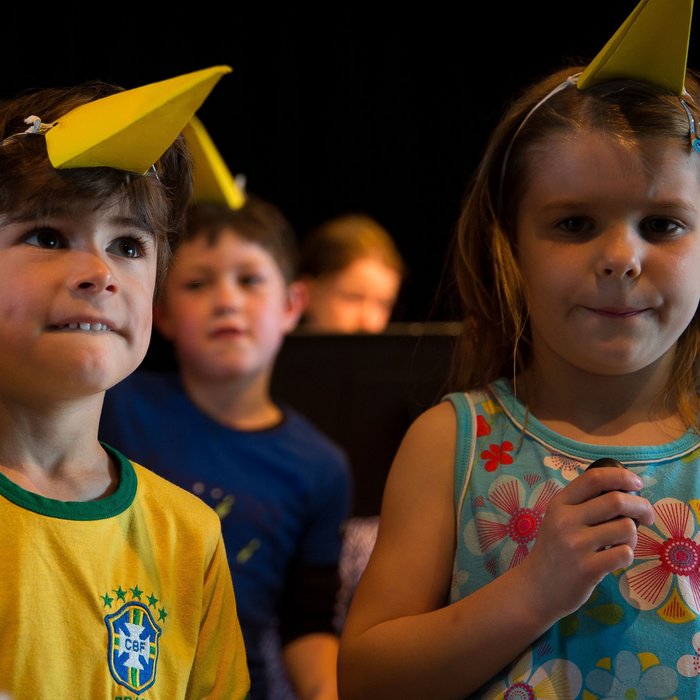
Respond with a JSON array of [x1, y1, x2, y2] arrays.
[[282, 280, 308, 334], [153, 301, 175, 341]]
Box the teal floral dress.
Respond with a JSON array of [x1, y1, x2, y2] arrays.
[[448, 379, 700, 699]]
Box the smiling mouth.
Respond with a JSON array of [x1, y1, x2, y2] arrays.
[[586, 307, 648, 318], [54, 322, 112, 332]]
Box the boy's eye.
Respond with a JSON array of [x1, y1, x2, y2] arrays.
[[184, 279, 206, 290], [23, 227, 65, 249], [107, 236, 147, 258], [641, 217, 683, 238], [240, 274, 264, 286]]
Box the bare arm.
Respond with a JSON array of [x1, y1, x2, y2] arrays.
[[283, 632, 339, 700], [337, 402, 653, 700]]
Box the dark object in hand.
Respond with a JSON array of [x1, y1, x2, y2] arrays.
[[587, 457, 625, 471], [586, 457, 639, 525]]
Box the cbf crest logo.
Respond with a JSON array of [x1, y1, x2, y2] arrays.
[[105, 599, 162, 694]]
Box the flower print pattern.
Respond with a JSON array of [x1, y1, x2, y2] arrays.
[[560, 587, 624, 638], [476, 413, 491, 437], [586, 650, 677, 698], [481, 441, 514, 472], [678, 631, 700, 678], [620, 498, 700, 619], [484, 647, 582, 699], [450, 567, 469, 602], [464, 474, 561, 572], [542, 453, 587, 482]]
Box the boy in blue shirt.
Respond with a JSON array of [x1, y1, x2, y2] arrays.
[[100, 195, 352, 700]]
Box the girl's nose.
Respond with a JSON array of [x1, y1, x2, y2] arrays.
[[68, 251, 118, 294], [595, 225, 642, 280], [358, 303, 389, 333]]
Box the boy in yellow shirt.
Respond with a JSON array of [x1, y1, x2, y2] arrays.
[[0, 68, 250, 699]]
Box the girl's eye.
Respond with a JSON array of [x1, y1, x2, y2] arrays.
[[556, 217, 594, 235], [641, 217, 683, 238], [23, 227, 64, 249], [107, 236, 147, 258]]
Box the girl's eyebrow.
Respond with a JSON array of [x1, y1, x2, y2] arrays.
[[537, 196, 699, 212]]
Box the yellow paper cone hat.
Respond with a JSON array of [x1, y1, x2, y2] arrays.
[[578, 0, 694, 94], [183, 115, 246, 209], [45, 65, 232, 174]]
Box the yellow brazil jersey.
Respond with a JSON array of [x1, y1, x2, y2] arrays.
[[0, 444, 250, 700]]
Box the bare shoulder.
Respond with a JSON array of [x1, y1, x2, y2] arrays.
[[400, 400, 457, 449], [344, 400, 459, 630], [383, 400, 458, 495]]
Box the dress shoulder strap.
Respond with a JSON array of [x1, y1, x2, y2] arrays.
[[443, 390, 483, 526]]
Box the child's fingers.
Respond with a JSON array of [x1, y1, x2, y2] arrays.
[[579, 489, 654, 528], [561, 466, 644, 506], [587, 509, 640, 551]]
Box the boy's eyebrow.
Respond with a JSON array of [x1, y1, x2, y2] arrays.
[[175, 262, 215, 273], [0, 212, 157, 237], [109, 214, 156, 237]]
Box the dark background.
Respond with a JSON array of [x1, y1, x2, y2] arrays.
[[5, 2, 694, 323], [11, 2, 695, 515]]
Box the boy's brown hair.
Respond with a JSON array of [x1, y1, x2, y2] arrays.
[[0, 82, 193, 293], [181, 195, 299, 285]]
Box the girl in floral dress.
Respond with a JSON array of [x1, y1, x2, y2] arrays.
[[337, 1, 700, 698]]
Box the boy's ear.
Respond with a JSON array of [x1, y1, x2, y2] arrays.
[[282, 281, 307, 334], [153, 301, 175, 341], [294, 278, 311, 314]]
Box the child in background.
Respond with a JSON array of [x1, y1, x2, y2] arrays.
[[298, 213, 405, 334], [338, 0, 700, 697], [100, 195, 352, 700], [0, 67, 250, 699]]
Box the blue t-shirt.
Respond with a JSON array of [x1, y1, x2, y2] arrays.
[[99, 369, 352, 699], [449, 378, 700, 699]]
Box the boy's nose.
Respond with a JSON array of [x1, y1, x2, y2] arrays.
[[595, 225, 642, 280], [68, 251, 118, 293], [214, 279, 243, 311]]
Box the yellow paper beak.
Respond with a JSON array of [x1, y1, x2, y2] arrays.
[[183, 115, 245, 209], [578, 0, 693, 95], [45, 65, 232, 174]]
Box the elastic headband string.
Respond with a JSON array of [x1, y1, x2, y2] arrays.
[[497, 76, 700, 217], [496, 74, 580, 216], [679, 96, 700, 153]]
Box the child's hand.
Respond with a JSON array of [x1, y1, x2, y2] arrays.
[[586, 457, 639, 524], [518, 464, 653, 623]]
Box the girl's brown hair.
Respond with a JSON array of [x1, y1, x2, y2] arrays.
[[300, 213, 405, 280], [451, 66, 700, 426]]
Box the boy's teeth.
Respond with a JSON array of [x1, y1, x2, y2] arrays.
[[65, 322, 109, 331]]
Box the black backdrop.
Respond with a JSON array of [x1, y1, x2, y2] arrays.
[[4, 1, 698, 321]]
